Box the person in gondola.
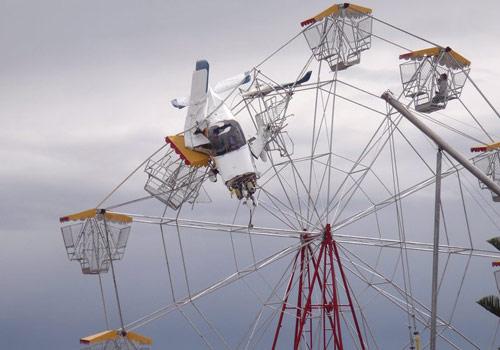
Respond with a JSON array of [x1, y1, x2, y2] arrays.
[[433, 73, 448, 103]]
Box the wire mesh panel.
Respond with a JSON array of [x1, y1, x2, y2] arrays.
[[241, 70, 302, 161], [81, 338, 150, 350], [255, 96, 293, 156], [250, 89, 294, 159], [144, 148, 210, 210], [495, 270, 500, 294], [399, 49, 470, 113], [61, 217, 130, 274], [473, 151, 500, 201], [303, 11, 372, 72]]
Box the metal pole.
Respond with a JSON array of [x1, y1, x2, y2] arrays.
[[101, 211, 127, 334], [272, 251, 299, 349], [430, 149, 442, 350], [381, 91, 500, 197], [468, 75, 500, 120]]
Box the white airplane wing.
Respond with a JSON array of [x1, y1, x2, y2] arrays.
[[243, 71, 312, 99], [213, 72, 252, 94], [184, 60, 211, 149], [174, 71, 251, 109]]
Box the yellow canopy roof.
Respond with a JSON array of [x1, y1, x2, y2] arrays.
[[301, 3, 372, 27], [166, 135, 210, 167], [80, 330, 152, 346], [399, 47, 471, 69], [59, 208, 133, 224]]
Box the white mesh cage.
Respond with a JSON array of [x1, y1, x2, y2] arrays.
[[399, 54, 470, 113], [253, 93, 294, 157], [144, 148, 210, 210], [60, 218, 131, 274], [303, 13, 372, 72], [473, 151, 500, 201]]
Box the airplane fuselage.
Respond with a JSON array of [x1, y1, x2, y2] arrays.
[[213, 143, 257, 200], [200, 118, 257, 200], [177, 59, 258, 201]]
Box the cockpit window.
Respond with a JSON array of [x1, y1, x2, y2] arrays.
[[206, 120, 247, 156]]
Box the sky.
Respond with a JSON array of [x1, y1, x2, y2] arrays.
[[2, 0, 500, 349]]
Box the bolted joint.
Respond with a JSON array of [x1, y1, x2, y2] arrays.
[[96, 208, 106, 221], [322, 223, 333, 242], [300, 229, 312, 244]]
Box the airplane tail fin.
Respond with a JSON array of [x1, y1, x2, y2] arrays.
[[184, 60, 211, 149]]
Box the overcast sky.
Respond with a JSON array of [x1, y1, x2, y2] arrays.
[[2, 0, 500, 349]]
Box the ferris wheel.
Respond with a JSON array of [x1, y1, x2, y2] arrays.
[[59, 3, 500, 349]]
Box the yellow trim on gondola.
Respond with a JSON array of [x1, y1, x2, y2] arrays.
[[166, 135, 210, 167], [471, 142, 500, 153], [80, 330, 152, 345], [342, 3, 372, 15], [80, 330, 117, 344], [59, 209, 133, 224], [448, 50, 470, 68], [105, 212, 133, 224], [127, 331, 153, 345], [414, 333, 421, 350], [60, 208, 96, 222], [399, 47, 441, 60], [301, 3, 372, 27], [312, 4, 343, 21], [399, 47, 471, 68]]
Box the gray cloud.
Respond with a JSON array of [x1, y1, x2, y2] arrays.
[[2, 0, 500, 349]]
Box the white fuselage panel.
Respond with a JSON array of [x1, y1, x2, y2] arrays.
[[214, 144, 255, 184]]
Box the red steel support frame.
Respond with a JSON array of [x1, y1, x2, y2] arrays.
[[272, 225, 365, 349]]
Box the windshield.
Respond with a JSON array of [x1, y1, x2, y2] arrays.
[[206, 120, 247, 156]]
